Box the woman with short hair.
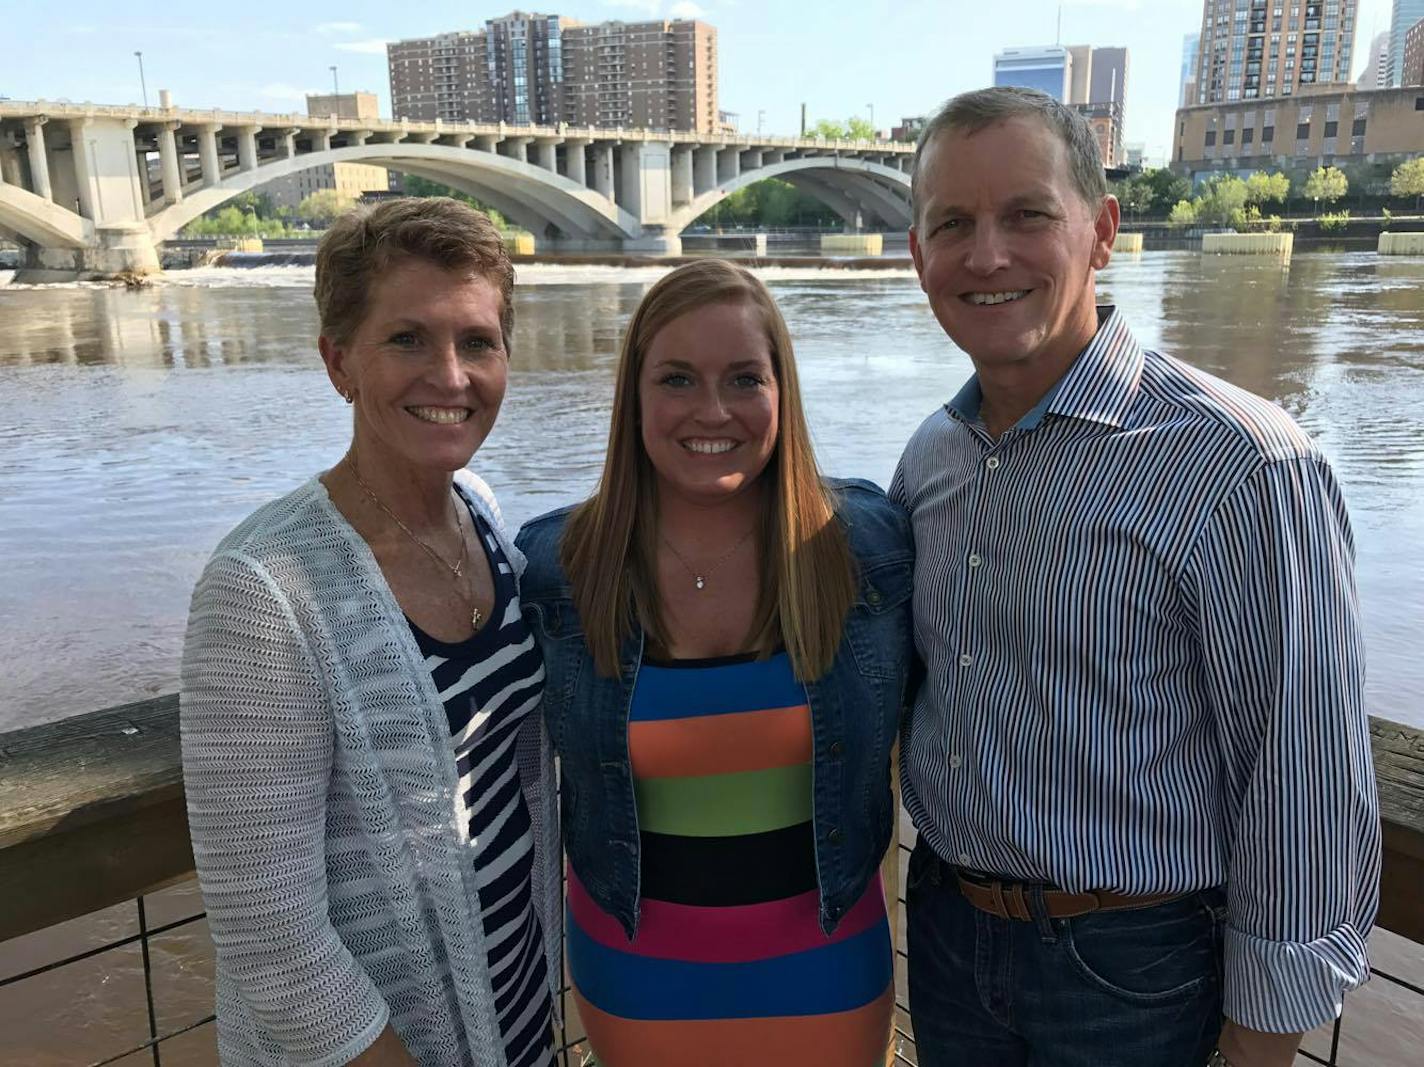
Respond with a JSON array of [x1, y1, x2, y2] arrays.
[[517, 260, 913, 1067], [182, 197, 558, 1067]]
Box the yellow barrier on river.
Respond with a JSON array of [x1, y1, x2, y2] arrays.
[[1201, 232, 1294, 257], [821, 233, 883, 255], [1379, 232, 1424, 255], [1112, 233, 1143, 254]]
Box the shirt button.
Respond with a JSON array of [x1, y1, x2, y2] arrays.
[[827, 827, 844, 845], [985, 456, 1002, 470], [958, 852, 973, 867], [948, 753, 963, 769], [968, 553, 983, 568], [958, 653, 973, 668]]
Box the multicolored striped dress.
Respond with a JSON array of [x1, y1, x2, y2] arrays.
[[567, 651, 894, 1067]]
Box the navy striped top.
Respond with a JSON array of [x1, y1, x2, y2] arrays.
[[409, 509, 555, 1067], [890, 306, 1379, 1034]]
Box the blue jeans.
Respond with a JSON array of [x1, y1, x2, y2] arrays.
[[906, 839, 1225, 1067]]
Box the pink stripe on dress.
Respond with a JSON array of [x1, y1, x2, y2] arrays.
[[567, 866, 887, 964]]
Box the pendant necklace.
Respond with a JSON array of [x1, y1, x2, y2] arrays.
[[661, 526, 755, 591], [349, 458, 485, 630]]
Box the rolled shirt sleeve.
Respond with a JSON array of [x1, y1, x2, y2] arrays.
[[1183, 456, 1380, 1033], [181, 551, 392, 1065]]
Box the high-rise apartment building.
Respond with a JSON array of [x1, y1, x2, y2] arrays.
[[1390, 3, 1424, 84], [1192, 0, 1358, 105], [1181, 33, 1201, 106], [388, 12, 717, 133], [256, 93, 389, 210], [1357, 30, 1391, 89], [993, 44, 1129, 164], [993, 46, 1073, 100]]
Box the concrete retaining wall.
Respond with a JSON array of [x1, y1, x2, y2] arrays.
[[1113, 233, 1144, 253], [503, 232, 536, 256], [1379, 232, 1424, 255], [1201, 232, 1294, 257], [821, 233, 883, 255]]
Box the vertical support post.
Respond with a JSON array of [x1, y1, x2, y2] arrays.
[[25, 117, 53, 201], [693, 145, 717, 196], [69, 118, 98, 221], [0, 135, 23, 187], [124, 119, 145, 217], [237, 126, 261, 172], [763, 148, 785, 165], [563, 138, 588, 186], [618, 142, 643, 217], [158, 121, 183, 204], [671, 146, 694, 206], [591, 143, 615, 200], [474, 135, 498, 152], [500, 137, 530, 164], [282, 128, 298, 159], [740, 148, 763, 172], [533, 140, 557, 172], [717, 145, 740, 183], [198, 124, 222, 185]]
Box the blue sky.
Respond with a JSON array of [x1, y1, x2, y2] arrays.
[[3, 0, 1395, 164]]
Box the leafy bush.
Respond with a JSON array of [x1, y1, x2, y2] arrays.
[[1168, 199, 1199, 224], [1318, 210, 1351, 232]]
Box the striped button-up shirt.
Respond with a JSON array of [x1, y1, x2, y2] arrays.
[[890, 307, 1380, 1034]]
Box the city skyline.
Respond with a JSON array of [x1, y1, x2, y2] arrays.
[[1, 0, 1398, 166]]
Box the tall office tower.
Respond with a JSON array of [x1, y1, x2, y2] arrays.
[[388, 31, 492, 122], [993, 46, 1072, 100], [561, 19, 717, 132], [1357, 30, 1391, 88], [1406, 15, 1424, 84], [305, 91, 380, 121], [1091, 47, 1129, 108], [1194, 0, 1359, 103], [1068, 45, 1094, 104], [1181, 33, 1201, 105], [1389, 1, 1424, 84]]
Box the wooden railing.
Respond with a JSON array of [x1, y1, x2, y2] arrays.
[[2, 697, 1422, 1065]]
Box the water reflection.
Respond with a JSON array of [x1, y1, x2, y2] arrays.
[[0, 254, 1422, 732]]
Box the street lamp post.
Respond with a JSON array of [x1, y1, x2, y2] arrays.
[[330, 66, 339, 96], [757, 109, 765, 136], [134, 51, 148, 108], [867, 103, 875, 138]]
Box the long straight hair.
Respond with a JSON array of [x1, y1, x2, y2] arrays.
[[561, 260, 857, 682]]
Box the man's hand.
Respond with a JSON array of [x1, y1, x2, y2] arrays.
[[348, 1024, 417, 1066], [1217, 1019, 1305, 1067]]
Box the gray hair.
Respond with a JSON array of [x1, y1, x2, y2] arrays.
[[910, 86, 1107, 225]]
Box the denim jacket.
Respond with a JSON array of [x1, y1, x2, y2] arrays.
[[515, 478, 913, 940]]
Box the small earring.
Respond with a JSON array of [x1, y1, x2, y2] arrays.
[[340, 388, 353, 404]]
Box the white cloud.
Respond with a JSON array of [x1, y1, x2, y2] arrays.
[[669, 1, 707, 17], [333, 39, 390, 55], [315, 21, 364, 36]]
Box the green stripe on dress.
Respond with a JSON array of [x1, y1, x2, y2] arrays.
[[634, 764, 814, 838]]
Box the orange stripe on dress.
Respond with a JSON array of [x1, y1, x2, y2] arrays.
[[573, 984, 895, 1067], [629, 703, 812, 779]]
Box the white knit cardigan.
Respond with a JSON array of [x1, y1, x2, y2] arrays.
[[180, 471, 561, 1067]]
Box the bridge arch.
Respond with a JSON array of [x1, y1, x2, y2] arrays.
[[145, 144, 641, 243], [0, 185, 93, 248], [668, 158, 913, 234]]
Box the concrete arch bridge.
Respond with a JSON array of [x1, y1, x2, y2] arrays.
[[0, 100, 915, 277]]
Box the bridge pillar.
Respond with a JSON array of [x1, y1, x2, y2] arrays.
[[716, 146, 740, 183], [282, 128, 299, 159], [0, 135, 21, 187], [763, 149, 786, 165], [532, 139, 558, 173], [474, 135, 499, 153], [670, 146, 694, 207], [349, 130, 372, 147], [740, 149, 763, 173], [619, 142, 679, 255], [562, 139, 589, 186], [499, 137, 530, 164], [69, 119, 99, 220], [590, 143, 615, 200], [197, 124, 223, 185], [693, 146, 717, 196], [237, 127, 261, 172], [24, 117, 53, 202], [158, 122, 183, 205]]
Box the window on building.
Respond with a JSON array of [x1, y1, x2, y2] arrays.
[[1243, 127, 1255, 145], [1323, 120, 1337, 137], [1205, 130, 1217, 146], [1262, 125, 1275, 142], [1296, 122, 1310, 138], [1224, 129, 1236, 145]]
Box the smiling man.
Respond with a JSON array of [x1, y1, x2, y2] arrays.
[[891, 87, 1380, 1067]]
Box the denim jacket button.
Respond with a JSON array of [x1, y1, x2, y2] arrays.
[[827, 826, 844, 845], [828, 740, 845, 759], [865, 587, 882, 606]]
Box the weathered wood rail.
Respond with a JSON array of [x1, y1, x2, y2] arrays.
[[1, 697, 1422, 944]]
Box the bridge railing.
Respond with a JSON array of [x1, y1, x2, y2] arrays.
[[2, 697, 1419, 1065]]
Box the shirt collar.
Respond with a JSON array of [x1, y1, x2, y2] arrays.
[[945, 306, 1144, 433]]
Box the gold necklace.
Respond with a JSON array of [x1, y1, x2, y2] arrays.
[[348, 458, 484, 631], [661, 527, 755, 591]]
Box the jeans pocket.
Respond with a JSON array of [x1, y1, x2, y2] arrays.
[[1060, 894, 1219, 1006], [905, 839, 939, 894]]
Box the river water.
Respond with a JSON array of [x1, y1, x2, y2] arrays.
[[1, 253, 1423, 1064], [1, 252, 1422, 732]]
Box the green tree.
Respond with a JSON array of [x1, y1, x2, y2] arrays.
[[844, 116, 877, 141], [297, 189, 359, 225], [1111, 176, 1154, 221], [1168, 199, 1199, 224], [1139, 168, 1191, 214], [1303, 166, 1347, 214], [1244, 171, 1290, 206], [809, 119, 848, 140], [398, 174, 511, 230], [1194, 175, 1250, 228], [227, 190, 276, 218], [1389, 157, 1424, 211]]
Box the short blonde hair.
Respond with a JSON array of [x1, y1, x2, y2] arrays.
[[561, 260, 858, 682], [313, 197, 515, 349]]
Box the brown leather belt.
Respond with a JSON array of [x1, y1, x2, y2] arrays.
[[956, 873, 1185, 921]]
